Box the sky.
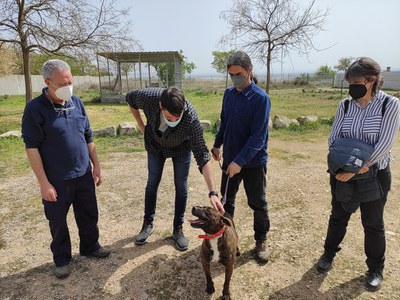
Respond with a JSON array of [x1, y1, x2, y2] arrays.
[[118, 0, 400, 76]]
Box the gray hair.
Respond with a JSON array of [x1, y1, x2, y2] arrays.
[[226, 51, 252, 70], [42, 59, 71, 80]]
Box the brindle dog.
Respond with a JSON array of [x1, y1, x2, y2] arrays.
[[189, 206, 239, 300]]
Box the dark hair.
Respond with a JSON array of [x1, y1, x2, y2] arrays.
[[226, 51, 253, 70], [251, 74, 258, 85], [160, 87, 185, 116], [345, 57, 383, 96]]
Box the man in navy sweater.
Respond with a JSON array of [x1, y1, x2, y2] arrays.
[[211, 51, 271, 263], [21, 59, 110, 279]]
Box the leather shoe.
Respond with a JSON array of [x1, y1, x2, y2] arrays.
[[83, 246, 111, 258], [365, 271, 383, 291], [254, 241, 270, 263], [172, 226, 189, 251], [134, 221, 154, 245], [317, 254, 333, 273], [54, 265, 70, 279]]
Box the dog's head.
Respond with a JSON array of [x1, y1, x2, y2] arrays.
[[189, 206, 233, 235]]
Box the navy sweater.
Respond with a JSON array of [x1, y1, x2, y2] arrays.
[[21, 89, 92, 182]]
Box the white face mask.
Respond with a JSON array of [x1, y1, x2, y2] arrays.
[[54, 85, 73, 101]]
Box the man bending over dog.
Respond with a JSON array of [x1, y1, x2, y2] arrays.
[[211, 51, 271, 263], [126, 87, 222, 251]]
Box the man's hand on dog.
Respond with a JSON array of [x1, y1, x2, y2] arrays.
[[210, 195, 225, 214]]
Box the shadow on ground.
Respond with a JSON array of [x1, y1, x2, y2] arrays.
[[269, 265, 366, 300], [0, 236, 256, 300]]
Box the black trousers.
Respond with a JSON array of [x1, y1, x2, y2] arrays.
[[323, 165, 391, 273], [220, 164, 269, 241], [43, 171, 100, 267]]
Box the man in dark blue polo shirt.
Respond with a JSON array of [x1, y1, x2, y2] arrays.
[[21, 59, 110, 279], [212, 51, 271, 263]]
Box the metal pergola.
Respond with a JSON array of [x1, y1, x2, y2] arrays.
[[96, 51, 183, 103]]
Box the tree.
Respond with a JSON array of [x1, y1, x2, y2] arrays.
[[334, 57, 354, 72], [212, 50, 235, 87], [220, 0, 329, 93], [211, 50, 235, 74], [0, 44, 19, 75], [0, 0, 134, 102], [315, 64, 336, 76], [152, 50, 196, 87]]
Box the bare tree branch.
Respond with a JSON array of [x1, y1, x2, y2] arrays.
[[219, 0, 330, 92], [0, 0, 139, 101]]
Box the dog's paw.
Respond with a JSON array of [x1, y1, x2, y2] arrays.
[[206, 285, 215, 294], [236, 247, 241, 257], [221, 294, 231, 300]]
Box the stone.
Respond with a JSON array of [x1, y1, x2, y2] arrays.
[[200, 120, 211, 131], [297, 115, 319, 125], [0, 130, 21, 138], [118, 122, 137, 135], [92, 126, 117, 136]]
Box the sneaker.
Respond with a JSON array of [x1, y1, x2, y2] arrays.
[[134, 220, 154, 245], [317, 253, 334, 273], [365, 271, 383, 291], [172, 226, 189, 251], [83, 246, 111, 258], [54, 265, 70, 279], [254, 241, 270, 263]]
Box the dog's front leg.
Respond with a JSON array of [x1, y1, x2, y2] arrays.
[[222, 261, 234, 299], [201, 255, 214, 294]]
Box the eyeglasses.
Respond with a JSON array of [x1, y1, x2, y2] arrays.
[[50, 99, 76, 115]]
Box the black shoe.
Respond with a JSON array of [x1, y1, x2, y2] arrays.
[[83, 246, 111, 258], [317, 254, 333, 273], [365, 271, 383, 291], [54, 264, 70, 279], [254, 241, 270, 263], [134, 220, 154, 245], [172, 226, 189, 251]]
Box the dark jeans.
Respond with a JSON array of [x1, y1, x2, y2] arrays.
[[323, 165, 391, 273], [43, 171, 100, 267], [144, 152, 191, 229], [220, 164, 269, 241]]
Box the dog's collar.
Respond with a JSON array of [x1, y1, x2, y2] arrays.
[[198, 225, 226, 239]]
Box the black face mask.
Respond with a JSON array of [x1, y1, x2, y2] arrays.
[[349, 83, 367, 99]]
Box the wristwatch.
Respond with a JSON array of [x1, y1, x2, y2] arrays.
[[208, 191, 218, 198]]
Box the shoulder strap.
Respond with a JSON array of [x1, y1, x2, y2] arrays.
[[382, 96, 389, 117], [344, 99, 350, 114], [344, 96, 389, 116]]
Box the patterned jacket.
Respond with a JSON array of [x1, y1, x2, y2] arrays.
[[126, 88, 211, 171]]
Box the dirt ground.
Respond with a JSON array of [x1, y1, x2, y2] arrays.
[[1, 137, 400, 300]]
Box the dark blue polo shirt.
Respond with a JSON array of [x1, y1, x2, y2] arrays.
[[22, 88, 93, 182]]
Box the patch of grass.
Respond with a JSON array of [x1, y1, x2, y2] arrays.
[[270, 123, 332, 142], [270, 88, 340, 119], [269, 148, 310, 161], [0, 137, 30, 177], [0, 85, 341, 177], [95, 135, 145, 158]]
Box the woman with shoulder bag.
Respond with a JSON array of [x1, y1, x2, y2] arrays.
[[317, 57, 400, 291]]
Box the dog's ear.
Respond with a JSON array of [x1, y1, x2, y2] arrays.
[[221, 215, 233, 227]]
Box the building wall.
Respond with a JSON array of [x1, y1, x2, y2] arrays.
[[0, 75, 102, 96]]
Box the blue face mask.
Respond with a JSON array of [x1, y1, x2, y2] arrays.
[[162, 112, 182, 128]]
